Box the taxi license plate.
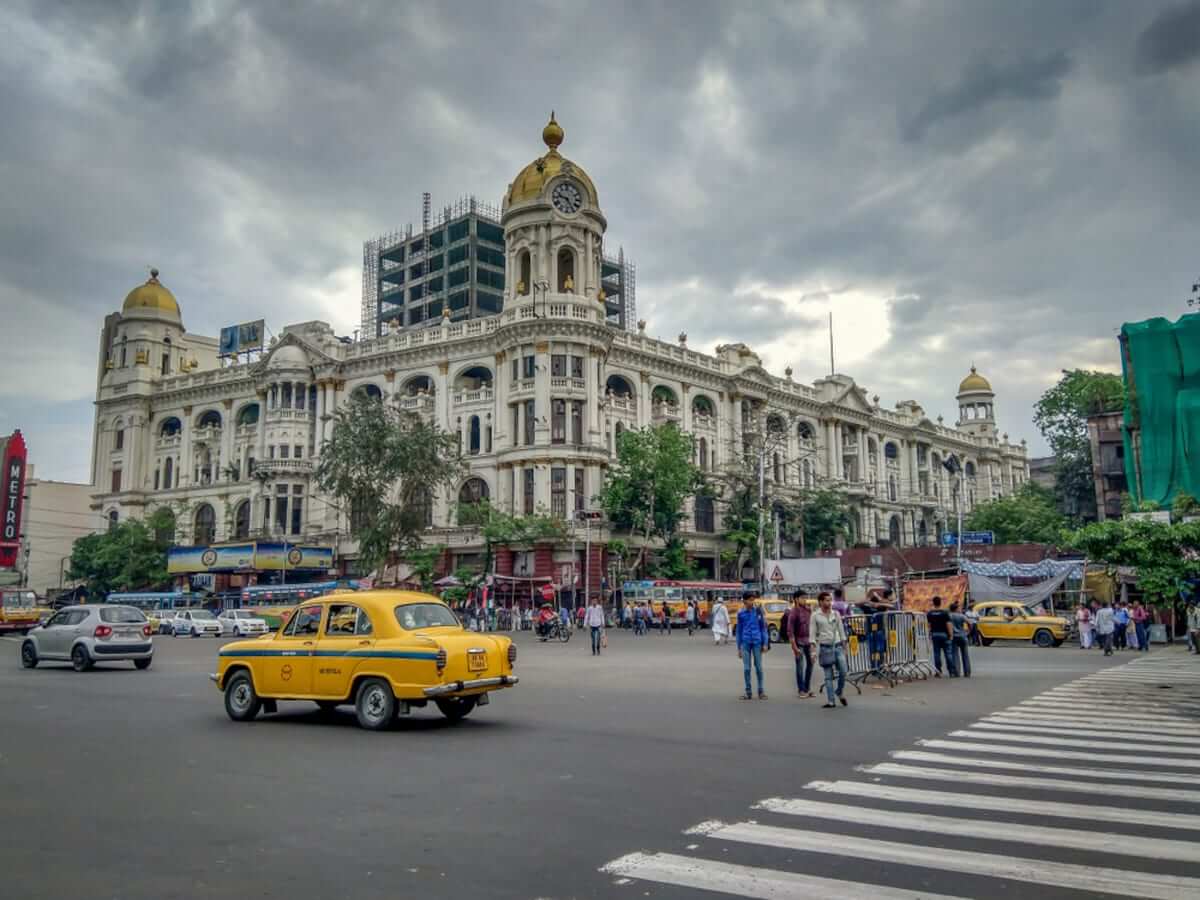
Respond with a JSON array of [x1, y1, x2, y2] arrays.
[[467, 651, 487, 672]]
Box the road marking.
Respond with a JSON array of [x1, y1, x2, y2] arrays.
[[754, 796, 1200, 862], [696, 820, 1200, 900], [984, 713, 1200, 734], [600, 852, 969, 900], [993, 710, 1200, 729], [801, 779, 1200, 831], [1020, 695, 1200, 711], [859, 762, 1200, 804], [967, 721, 1200, 744], [950, 728, 1198, 754], [891, 750, 1192, 785], [917, 738, 1200, 768]]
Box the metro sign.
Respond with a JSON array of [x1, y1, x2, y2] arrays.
[[0, 430, 28, 569]]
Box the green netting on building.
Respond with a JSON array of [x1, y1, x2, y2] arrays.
[[1121, 312, 1200, 506]]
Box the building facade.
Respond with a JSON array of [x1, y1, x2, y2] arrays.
[[91, 115, 1029, 592], [1087, 410, 1127, 521], [21, 468, 102, 595]]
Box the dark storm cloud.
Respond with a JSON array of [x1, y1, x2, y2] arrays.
[[903, 52, 1074, 143], [1136, 1, 1200, 74], [1, 1, 1197, 479]]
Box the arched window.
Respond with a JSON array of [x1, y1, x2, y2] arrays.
[[233, 500, 251, 539], [161, 337, 171, 375], [410, 487, 433, 529], [766, 414, 786, 437], [518, 251, 531, 294], [917, 519, 928, 546], [965, 461, 976, 477], [457, 478, 490, 525], [694, 495, 715, 533], [606, 374, 635, 398], [468, 416, 481, 455], [698, 437, 708, 471], [353, 383, 383, 401], [651, 385, 678, 407], [614, 421, 625, 445], [162, 457, 174, 490], [888, 516, 901, 546], [797, 421, 815, 442], [197, 410, 222, 429], [153, 509, 175, 545], [773, 452, 782, 482], [237, 403, 260, 426], [154, 468, 160, 491], [884, 441, 898, 460], [402, 375, 434, 396], [160, 417, 181, 437], [107, 510, 119, 531], [557, 248, 575, 293], [692, 395, 715, 418], [193, 503, 216, 546], [281, 383, 293, 408]]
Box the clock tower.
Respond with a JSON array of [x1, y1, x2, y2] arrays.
[[502, 113, 607, 304]]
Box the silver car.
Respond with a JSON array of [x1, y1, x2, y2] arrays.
[[172, 609, 224, 638], [21, 605, 153, 671]]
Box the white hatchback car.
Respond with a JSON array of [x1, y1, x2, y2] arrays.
[[172, 609, 223, 638], [217, 609, 270, 637]]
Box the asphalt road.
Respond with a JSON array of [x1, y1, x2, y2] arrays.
[[1, 627, 1194, 900]]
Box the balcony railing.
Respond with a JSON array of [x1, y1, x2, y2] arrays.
[[453, 387, 494, 406], [254, 459, 314, 476]]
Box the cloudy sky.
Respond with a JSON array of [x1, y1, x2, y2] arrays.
[[2, 0, 1198, 482]]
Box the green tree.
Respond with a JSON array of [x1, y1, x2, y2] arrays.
[[782, 487, 851, 553], [456, 499, 569, 576], [1066, 519, 1200, 608], [596, 424, 702, 574], [315, 392, 464, 573], [964, 482, 1071, 544], [67, 507, 175, 599], [405, 544, 445, 592], [1033, 369, 1125, 520]]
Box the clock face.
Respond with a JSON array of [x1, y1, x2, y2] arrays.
[[551, 181, 583, 214]]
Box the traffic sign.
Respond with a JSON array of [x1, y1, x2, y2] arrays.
[[769, 564, 785, 584]]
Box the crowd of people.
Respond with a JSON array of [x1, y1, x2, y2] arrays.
[[1074, 598, 1155, 655]]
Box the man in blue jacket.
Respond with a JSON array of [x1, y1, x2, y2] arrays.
[[736, 592, 770, 700]]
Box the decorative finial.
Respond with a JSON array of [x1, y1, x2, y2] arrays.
[[785, 366, 793, 379], [442, 306, 451, 320], [149, 267, 159, 282], [872, 394, 880, 405], [637, 319, 646, 333], [542, 111, 564, 152], [970, 364, 977, 374], [937, 414, 944, 424], [678, 332, 688, 346]]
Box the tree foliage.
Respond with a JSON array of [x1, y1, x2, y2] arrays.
[[67, 507, 175, 599], [964, 482, 1071, 545], [1033, 369, 1125, 520], [596, 425, 702, 573], [315, 393, 464, 573], [1065, 519, 1200, 607], [782, 487, 851, 552], [456, 499, 570, 575]]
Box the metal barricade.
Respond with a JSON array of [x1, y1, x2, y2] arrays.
[[822, 614, 894, 694], [911, 613, 934, 677], [881, 610, 933, 681]]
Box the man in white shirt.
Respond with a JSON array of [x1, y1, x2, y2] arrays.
[[1094, 600, 1116, 657], [585, 599, 606, 656]]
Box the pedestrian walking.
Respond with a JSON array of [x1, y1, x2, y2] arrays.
[[685, 600, 697, 636], [926, 596, 958, 677], [586, 598, 605, 656], [789, 590, 814, 697], [812, 592, 849, 708], [736, 592, 769, 699], [1132, 600, 1150, 652], [1113, 601, 1130, 651], [711, 599, 731, 646], [1095, 600, 1115, 656], [660, 602, 671, 635], [948, 600, 972, 678], [1076, 603, 1093, 649], [1187, 602, 1200, 654], [965, 604, 982, 646]]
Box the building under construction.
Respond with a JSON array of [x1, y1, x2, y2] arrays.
[[361, 194, 636, 338]]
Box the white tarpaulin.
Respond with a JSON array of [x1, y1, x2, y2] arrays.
[[764, 558, 843, 588], [967, 569, 1073, 607]]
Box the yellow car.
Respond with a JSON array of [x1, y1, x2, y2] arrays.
[[972, 600, 1070, 648], [729, 599, 791, 643], [211, 590, 518, 730]]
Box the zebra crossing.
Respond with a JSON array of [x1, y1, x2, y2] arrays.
[[601, 653, 1200, 898]]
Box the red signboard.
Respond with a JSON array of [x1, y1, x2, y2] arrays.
[[0, 431, 28, 568]]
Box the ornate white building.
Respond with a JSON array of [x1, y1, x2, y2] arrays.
[[90, 115, 1029, 592]]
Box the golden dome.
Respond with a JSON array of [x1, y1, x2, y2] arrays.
[[958, 366, 993, 393], [506, 112, 599, 208], [122, 269, 180, 317]]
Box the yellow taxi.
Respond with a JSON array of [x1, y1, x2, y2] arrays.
[[729, 598, 792, 643], [972, 600, 1070, 648], [210, 590, 518, 730]]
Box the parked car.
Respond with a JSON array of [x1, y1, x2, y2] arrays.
[[172, 609, 224, 638], [20, 604, 153, 671], [972, 600, 1070, 647], [218, 609, 269, 637], [211, 590, 518, 730]]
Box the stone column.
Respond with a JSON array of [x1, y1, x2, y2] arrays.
[[179, 406, 193, 487], [126, 412, 144, 492], [313, 381, 326, 456], [909, 441, 920, 502], [731, 394, 743, 459], [220, 399, 235, 481], [254, 391, 267, 465], [585, 349, 600, 438], [681, 383, 692, 433], [534, 342, 551, 445], [494, 352, 509, 448], [639, 373, 652, 429], [876, 434, 886, 497], [437, 362, 451, 432]]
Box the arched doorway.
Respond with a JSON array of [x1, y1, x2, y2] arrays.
[[194, 503, 216, 546], [888, 515, 901, 546], [233, 500, 251, 540]]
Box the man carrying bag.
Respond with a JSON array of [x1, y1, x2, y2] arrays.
[[812, 591, 849, 708]]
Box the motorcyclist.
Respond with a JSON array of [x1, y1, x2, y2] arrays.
[[537, 603, 556, 638]]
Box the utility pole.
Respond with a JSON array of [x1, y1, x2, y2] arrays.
[[757, 441, 766, 597]]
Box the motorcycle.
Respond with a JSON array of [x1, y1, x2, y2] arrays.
[[537, 618, 571, 643]]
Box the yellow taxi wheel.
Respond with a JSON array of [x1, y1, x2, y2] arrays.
[[224, 672, 261, 722], [435, 696, 478, 723], [355, 678, 395, 731]]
